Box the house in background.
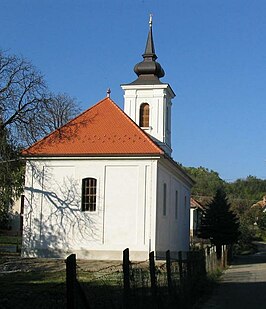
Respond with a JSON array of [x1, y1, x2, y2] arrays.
[[252, 195, 266, 212], [190, 198, 204, 238], [21, 19, 194, 260], [251, 196, 266, 226]]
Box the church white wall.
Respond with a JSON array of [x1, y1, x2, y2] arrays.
[[22, 157, 158, 260], [155, 161, 191, 258]]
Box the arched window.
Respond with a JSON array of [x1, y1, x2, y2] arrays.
[[139, 103, 150, 127], [82, 178, 97, 211]]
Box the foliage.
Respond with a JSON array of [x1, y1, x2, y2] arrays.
[[257, 211, 266, 231], [226, 176, 266, 202], [199, 189, 240, 256], [0, 129, 24, 228], [185, 166, 266, 253], [185, 167, 266, 207], [234, 217, 256, 255], [225, 177, 266, 252], [184, 166, 225, 203]]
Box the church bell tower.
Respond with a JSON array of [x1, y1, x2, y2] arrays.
[[121, 16, 175, 156]]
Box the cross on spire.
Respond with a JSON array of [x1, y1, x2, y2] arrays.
[[149, 14, 153, 28]]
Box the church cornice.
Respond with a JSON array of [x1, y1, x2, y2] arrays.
[[121, 83, 176, 98]]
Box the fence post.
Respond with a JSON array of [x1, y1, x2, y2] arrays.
[[178, 251, 183, 281], [123, 248, 130, 307], [201, 249, 207, 276], [66, 254, 77, 309], [187, 251, 192, 278], [149, 251, 157, 300], [166, 250, 173, 295]]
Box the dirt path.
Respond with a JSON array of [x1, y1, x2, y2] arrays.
[[200, 242, 266, 309]]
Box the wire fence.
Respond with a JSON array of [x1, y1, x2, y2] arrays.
[[66, 246, 227, 309]]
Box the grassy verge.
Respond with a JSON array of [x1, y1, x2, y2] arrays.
[[0, 235, 22, 245], [0, 256, 66, 308], [0, 271, 66, 308]]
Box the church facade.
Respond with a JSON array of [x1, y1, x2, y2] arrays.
[[21, 20, 194, 260]]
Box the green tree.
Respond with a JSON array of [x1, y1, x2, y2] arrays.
[[0, 128, 24, 228], [226, 176, 266, 203], [257, 211, 266, 231], [184, 166, 225, 204], [199, 188, 240, 259]]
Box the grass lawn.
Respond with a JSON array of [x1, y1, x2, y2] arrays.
[[0, 268, 66, 308], [0, 255, 66, 308], [0, 255, 123, 309], [0, 235, 22, 245], [0, 252, 222, 309]]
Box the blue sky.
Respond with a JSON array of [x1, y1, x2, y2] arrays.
[[1, 0, 266, 181]]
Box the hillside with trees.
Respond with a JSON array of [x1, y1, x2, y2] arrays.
[[184, 166, 266, 207], [185, 166, 266, 252]]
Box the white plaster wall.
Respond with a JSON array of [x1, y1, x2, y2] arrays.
[[156, 161, 191, 256], [190, 208, 194, 234], [122, 84, 174, 156], [22, 157, 158, 260], [190, 208, 198, 236]]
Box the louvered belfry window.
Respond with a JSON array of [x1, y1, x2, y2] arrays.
[[82, 178, 97, 211], [139, 103, 150, 127]]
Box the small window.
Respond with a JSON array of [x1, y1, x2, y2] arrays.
[[139, 103, 150, 127], [175, 190, 178, 219], [163, 183, 167, 216], [82, 178, 97, 211]]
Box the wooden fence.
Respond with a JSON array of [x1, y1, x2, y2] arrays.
[[65, 246, 228, 309]]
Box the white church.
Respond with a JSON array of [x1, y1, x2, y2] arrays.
[[21, 19, 194, 260]]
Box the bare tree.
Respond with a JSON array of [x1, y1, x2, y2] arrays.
[[0, 50, 80, 224], [19, 92, 81, 145], [0, 50, 80, 147], [0, 50, 47, 140]]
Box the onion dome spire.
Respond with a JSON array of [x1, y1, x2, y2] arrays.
[[132, 15, 165, 84]]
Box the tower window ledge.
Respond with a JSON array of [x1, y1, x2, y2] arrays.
[[141, 126, 152, 131]]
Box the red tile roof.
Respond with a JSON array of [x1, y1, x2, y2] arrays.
[[190, 198, 204, 210], [22, 97, 164, 157]]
